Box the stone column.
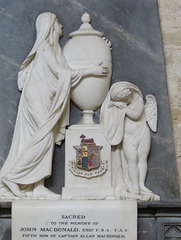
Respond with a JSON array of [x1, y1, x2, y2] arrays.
[[158, 0, 181, 193]]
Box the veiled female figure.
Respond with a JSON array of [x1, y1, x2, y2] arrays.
[[0, 12, 108, 199]]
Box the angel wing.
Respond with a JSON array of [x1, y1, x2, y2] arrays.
[[145, 94, 158, 133]]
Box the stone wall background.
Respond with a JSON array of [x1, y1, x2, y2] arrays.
[[158, 0, 181, 194]]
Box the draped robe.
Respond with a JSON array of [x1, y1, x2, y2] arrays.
[[0, 41, 83, 196]]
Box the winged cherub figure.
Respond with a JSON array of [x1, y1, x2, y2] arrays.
[[100, 81, 160, 201]]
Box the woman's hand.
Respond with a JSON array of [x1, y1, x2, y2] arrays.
[[83, 62, 109, 78], [91, 62, 109, 77]]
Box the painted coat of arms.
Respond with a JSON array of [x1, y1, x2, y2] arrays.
[[74, 134, 101, 170], [69, 134, 108, 178]]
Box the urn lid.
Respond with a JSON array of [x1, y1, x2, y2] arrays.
[[69, 12, 103, 38]]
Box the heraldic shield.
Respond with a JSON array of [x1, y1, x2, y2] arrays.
[[74, 135, 102, 171]]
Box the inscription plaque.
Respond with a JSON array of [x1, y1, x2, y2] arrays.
[[12, 200, 137, 240]]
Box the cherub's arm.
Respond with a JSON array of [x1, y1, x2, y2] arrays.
[[108, 100, 127, 109], [125, 100, 144, 121]]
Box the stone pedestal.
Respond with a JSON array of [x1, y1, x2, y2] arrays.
[[62, 124, 114, 200]]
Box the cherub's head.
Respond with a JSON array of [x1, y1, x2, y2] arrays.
[[111, 87, 133, 104], [109, 82, 142, 104], [115, 88, 133, 104]]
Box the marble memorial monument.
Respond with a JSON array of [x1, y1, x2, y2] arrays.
[[9, 12, 138, 240], [0, 11, 159, 203], [0, 1, 180, 239]]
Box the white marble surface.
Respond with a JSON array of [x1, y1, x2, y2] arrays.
[[12, 200, 137, 240], [63, 12, 112, 113], [0, 12, 109, 200], [0, 0, 179, 201], [62, 125, 114, 200], [100, 82, 159, 201]]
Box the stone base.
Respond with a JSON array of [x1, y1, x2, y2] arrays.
[[12, 200, 137, 240], [62, 187, 115, 200], [3, 200, 181, 240]]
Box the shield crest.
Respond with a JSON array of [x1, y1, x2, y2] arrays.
[[74, 134, 102, 171]]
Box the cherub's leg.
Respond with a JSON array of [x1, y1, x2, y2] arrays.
[[122, 140, 139, 194], [138, 129, 152, 193]]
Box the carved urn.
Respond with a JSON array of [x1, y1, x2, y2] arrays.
[[63, 13, 112, 124]]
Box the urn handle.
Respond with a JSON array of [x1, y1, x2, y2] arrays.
[[102, 37, 112, 51]]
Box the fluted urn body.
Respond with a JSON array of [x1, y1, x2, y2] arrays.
[[63, 13, 112, 115]]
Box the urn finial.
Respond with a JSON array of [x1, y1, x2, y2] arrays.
[[81, 12, 91, 24], [69, 12, 103, 37]]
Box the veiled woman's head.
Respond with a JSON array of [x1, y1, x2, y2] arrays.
[[18, 12, 63, 76], [18, 12, 63, 86], [35, 12, 63, 45]]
